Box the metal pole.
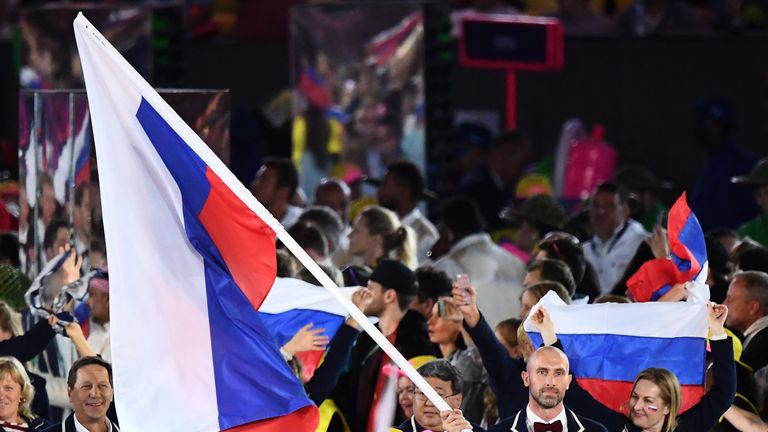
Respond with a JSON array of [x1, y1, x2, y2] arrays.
[[32, 92, 42, 276]]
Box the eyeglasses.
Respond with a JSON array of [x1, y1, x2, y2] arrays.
[[414, 390, 459, 401]]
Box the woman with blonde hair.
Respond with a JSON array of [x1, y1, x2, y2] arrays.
[[0, 356, 47, 431], [347, 205, 417, 269], [530, 304, 735, 432]]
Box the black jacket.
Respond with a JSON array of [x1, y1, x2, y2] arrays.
[[489, 406, 608, 432], [741, 326, 768, 373], [332, 310, 439, 431], [43, 413, 119, 432]]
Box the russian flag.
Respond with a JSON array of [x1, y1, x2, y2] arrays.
[[524, 291, 709, 413], [260, 277, 357, 380], [627, 192, 708, 302], [74, 13, 319, 432]]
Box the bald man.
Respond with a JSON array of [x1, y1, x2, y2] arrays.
[[441, 346, 607, 432]]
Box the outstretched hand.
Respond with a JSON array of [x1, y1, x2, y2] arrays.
[[58, 245, 82, 286], [282, 323, 329, 356]]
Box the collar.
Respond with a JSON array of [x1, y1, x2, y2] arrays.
[[508, 407, 586, 432], [402, 207, 422, 225], [526, 404, 567, 430], [592, 220, 629, 247], [744, 315, 768, 345], [74, 415, 113, 432], [410, 415, 440, 432]]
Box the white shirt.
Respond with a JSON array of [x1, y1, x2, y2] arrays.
[[526, 404, 568, 432], [88, 320, 112, 362], [401, 207, 439, 265], [583, 219, 648, 295], [433, 233, 526, 326], [74, 416, 114, 432], [744, 315, 768, 348]]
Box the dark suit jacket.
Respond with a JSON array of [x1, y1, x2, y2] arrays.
[[43, 413, 119, 432], [489, 406, 607, 432], [741, 326, 768, 373]]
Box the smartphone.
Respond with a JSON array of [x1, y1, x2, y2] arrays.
[[437, 298, 447, 317], [456, 273, 471, 305]]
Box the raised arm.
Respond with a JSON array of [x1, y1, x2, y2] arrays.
[[678, 303, 736, 429], [453, 282, 527, 419]]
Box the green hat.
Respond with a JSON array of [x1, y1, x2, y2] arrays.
[[505, 194, 567, 229], [732, 158, 768, 186], [615, 166, 672, 190]]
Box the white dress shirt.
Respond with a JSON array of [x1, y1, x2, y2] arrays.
[[583, 219, 648, 295], [526, 404, 568, 432]]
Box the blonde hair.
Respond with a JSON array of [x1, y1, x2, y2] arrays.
[[516, 325, 535, 362], [0, 357, 35, 420], [631, 368, 681, 432], [359, 205, 417, 269], [0, 302, 22, 337]]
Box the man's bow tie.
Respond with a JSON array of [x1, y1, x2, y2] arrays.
[[533, 419, 563, 432]]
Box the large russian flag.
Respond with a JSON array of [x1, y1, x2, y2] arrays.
[[524, 291, 709, 413], [74, 13, 319, 431], [627, 192, 708, 302]]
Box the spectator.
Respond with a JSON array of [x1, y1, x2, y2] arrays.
[[615, 165, 672, 233], [537, 232, 601, 301], [494, 318, 523, 360], [42, 221, 69, 265], [583, 182, 648, 296], [72, 183, 91, 256], [313, 178, 351, 226], [48, 356, 117, 431], [690, 99, 757, 231], [297, 206, 345, 255], [709, 228, 740, 253], [86, 267, 111, 362], [410, 267, 453, 320], [458, 131, 530, 232], [426, 298, 488, 424], [433, 197, 525, 326], [332, 259, 438, 431], [501, 194, 567, 263], [347, 206, 417, 269], [519, 281, 572, 321], [523, 258, 577, 297], [396, 359, 485, 432], [724, 271, 768, 372], [375, 161, 439, 264], [734, 247, 768, 274], [250, 158, 302, 228], [284, 221, 330, 266], [392, 356, 437, 419], [734, 158, 768, 247], [0, 356, 47, 430]]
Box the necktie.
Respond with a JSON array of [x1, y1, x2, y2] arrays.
[[533, 420, 563, 432]]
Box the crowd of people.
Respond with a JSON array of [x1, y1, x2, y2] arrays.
[[0, 128, 767, 432]]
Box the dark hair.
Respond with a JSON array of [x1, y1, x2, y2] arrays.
[[0, 234, 20, 267], [416, 359, 463, 395], [67, 356, 113, 389], [528, 258, 577, 296], [263, 158, 299, 199], [297, 263, 343, 287], [43, 219, 69, 250], [705, 235, 731, 275], [90, 238, 106, 255], [74, 183, 90, 207], [594, 294, 633, 304], [732, 271, 768, 314], [298, 206, 344, 252], [276, 249, 296, 278], [286, 222, 328, 258], [414, 267, 453, 303], [593, 181, 629, 207], [441, 197, 486, 240], [736, 247, 768, 274], [342, 265, 372, 287], [538, 236, 586, 284], [387, 161, 425, 201], [524, 281, 572, 305]]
